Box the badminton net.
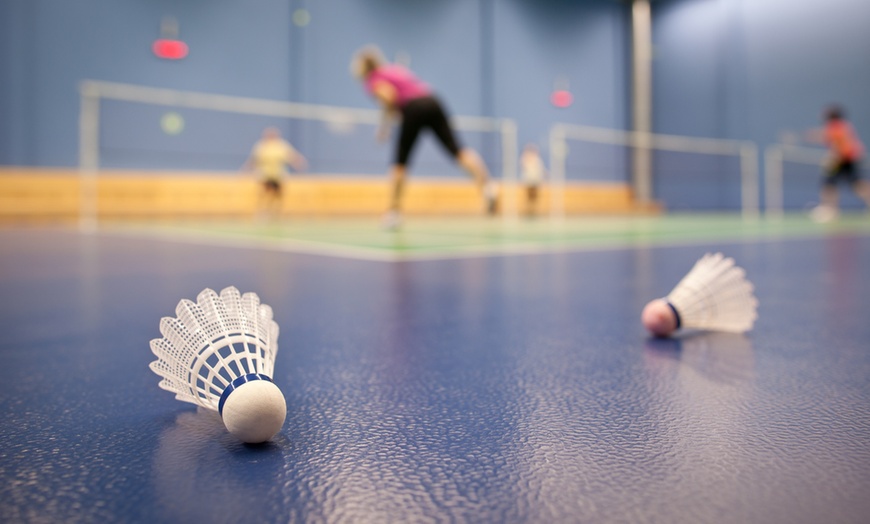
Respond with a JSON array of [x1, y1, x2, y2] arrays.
[[548, 123, 759, 218], [762, 144, 865, 217], [78, 80, 518, 226]]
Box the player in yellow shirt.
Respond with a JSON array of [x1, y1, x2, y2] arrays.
[[242, 127, 307, 219]]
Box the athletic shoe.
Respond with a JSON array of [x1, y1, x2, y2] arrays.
[[381, 210, 403, 231], [484, 181, 499, 215], [809, 205, 838, 223]]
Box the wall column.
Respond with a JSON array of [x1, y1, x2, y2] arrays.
[[631, 0, 653, 204]]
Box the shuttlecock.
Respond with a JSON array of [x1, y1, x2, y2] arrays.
[[641, 253, 758, 337], [150, 286, 286, 443]]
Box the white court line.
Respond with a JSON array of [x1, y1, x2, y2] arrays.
[[97, 224, 401, 262], [91, 221, 869, 263], [97, 223, 578, 262]]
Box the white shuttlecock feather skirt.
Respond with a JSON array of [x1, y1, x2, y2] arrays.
[[149, 286, 280, 413], [665, 252, 758, 333]]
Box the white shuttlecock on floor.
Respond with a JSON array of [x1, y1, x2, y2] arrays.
[[641, 252, 758, 337], [150, 286, 286, 443]]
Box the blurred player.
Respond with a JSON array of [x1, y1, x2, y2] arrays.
[[242, 127, 307, 220], [351, 45, 498, 230], [520, 143, 546, 217], [806, 105, 870, 222]]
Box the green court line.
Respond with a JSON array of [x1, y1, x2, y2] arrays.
[[104, 213, 870, 260]]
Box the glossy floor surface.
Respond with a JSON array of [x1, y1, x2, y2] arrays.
[[1, 219, 869, 523]]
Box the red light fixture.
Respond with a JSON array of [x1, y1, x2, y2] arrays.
[[153, 16, 187, 60], [551, 90, 573, 108], [152, 38, 188, 60]]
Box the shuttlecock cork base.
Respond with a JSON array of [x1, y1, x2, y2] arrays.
[[150, 286, 287, 444], [641, 299, 682, 337], [219, 374, 286, 443], [642, 252, 758, 338]]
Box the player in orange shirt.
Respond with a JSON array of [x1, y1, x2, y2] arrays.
[[808, 105, 870, 222]]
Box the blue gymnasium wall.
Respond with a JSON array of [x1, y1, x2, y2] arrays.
[[3, 0, 866, 206], [0, 0, 629, 180], [653, 0, 870, 210]]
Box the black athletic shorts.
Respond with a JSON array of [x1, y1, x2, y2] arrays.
[[263, 179, 282, 194], [824, 159, 861, 187], [396, 95, 462, 166]]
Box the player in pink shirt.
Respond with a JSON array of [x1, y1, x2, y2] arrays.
[[352, 46, 498, 229]]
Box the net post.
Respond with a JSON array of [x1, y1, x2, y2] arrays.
[[548, 124, 567, 221], [764, 145, 784, 219], [500, 119, 519, 223], [78, 81, 101, 232], [740, 142, 760, 220]]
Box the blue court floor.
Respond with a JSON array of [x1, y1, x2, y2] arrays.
[[1, 220, 869, 523]]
